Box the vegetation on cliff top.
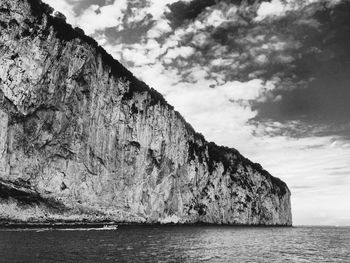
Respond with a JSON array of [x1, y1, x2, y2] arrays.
[[207, 143, 288, 195]]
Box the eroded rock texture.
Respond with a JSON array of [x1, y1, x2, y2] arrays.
[[0, 0, 292, 225]]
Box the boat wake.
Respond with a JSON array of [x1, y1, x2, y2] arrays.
[[1, 225, 118, 232]]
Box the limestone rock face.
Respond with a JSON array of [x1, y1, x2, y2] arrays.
[[0, 0, 292, 225]]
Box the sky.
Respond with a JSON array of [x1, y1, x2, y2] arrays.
[[42, 0, 350, 226]]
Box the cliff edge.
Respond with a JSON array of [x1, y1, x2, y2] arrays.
[[0, 0, 292, 225]]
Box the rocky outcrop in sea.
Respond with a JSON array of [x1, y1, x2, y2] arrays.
[[0, 0, 292, 225]]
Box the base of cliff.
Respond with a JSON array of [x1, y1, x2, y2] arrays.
[[0, 179, 146, 224], [0, 179, 292, 227]]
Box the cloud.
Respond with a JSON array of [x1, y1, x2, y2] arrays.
[[42, 0, 77, 24], [255, 0, 343, 21], [147, 19, 172, 38], [163, 46, 195, 61], [76, 1, 128, 35], [147, 0, 193, 21], [166, 0, 217, 28], [255, 0, 287, 21]]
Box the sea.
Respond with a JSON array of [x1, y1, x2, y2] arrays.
[[0, 225, 349, 262]]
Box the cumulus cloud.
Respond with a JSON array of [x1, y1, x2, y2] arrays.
[[42, 0, 77, 24], [255, 0, 287, 21], [147, 0, 193, 20], [147, 19, 172, 38], [255, 0, 342, 21], [76, 1, 128, 35]]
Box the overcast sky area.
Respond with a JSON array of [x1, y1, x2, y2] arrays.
[[42, 0, 350, 226]]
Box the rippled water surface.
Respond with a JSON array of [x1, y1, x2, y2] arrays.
[[0, 225, 349, 262]]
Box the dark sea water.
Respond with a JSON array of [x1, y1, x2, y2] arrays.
[[0, 225, 349, 262]]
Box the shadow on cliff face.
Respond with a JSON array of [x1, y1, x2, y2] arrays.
[[0, 179, 65, 210]]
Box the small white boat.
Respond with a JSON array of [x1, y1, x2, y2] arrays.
[[102, 224, 118, 230]]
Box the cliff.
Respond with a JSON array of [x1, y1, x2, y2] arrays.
[[0, 0, 292, 225]]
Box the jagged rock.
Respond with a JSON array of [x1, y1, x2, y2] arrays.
[[0, 0, 292, 225]]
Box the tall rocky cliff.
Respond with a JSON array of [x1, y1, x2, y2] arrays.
[[0, 0, 292, 225]]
